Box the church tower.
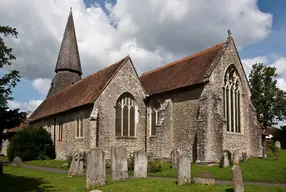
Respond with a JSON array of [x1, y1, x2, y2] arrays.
[[47, 8, 82, 98]]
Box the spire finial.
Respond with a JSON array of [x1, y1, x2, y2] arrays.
[[70, 7, 72, 13], [227, 29, 232, 37]]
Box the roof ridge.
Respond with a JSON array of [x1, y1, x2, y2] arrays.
[[141, 42, 225, 77]]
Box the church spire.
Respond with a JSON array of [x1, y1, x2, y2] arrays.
[[47, 8, 82, 98], [55, 7, 82, 75]]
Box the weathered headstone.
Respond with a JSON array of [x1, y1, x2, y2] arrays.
[[263, 140, 268, 159], [177, 153, 191, 185], [12, 157, 22, 167], [193, 170, 215, 185], [68, 152, 86, 177], [242, 152, 248, 162], [232, 165, 244, 192], [233, 149, 240, 165], [134, 150, 148, 178], [275, 141, 281, 150], [86, 148, 106, 189], [170, 148, 182, 169], [111, 147, 128, 181], [223, 151, 230, 168]]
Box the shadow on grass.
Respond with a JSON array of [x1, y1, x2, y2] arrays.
[[0, 173, 56, 192], [225, 188, 234, 192]]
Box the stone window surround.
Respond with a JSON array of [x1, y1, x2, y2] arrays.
[[58, 123, 63, 142], [222, 64, 242, 134], [75, 114, 84, 139], [149, 100, 161, 137], [115, 92, 138, 138]]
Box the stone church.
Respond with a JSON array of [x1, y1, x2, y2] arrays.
[[29, 9, 262, 164]]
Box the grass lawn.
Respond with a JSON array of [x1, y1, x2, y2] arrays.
[[25, 159, 69, 170], [2, 166, 286, 192], [24, 150, 286, 183]]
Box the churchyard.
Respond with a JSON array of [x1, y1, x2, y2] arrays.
[[1, 148, 286, 192]]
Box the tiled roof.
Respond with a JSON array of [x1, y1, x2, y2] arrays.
[[140, 42, 225, 95], [29, 56, 129, 122]]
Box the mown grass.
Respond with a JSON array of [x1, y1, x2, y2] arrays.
[[2, 166, 286, 192], [24, 150, 286, 183], [25, 159, 69, 170]]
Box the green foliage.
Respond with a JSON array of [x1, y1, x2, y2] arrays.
[[128, 157, 134, 171], [7, 126, 55, 161], [148, 159, 163, 173], [249, 63, 286, 127], [219, 150, 232, 168], [274, 126, 286, 149], [65, 155, 73, 168], [267, 141, 280, 160]]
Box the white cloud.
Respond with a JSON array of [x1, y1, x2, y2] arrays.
[[271, 57, 286, 76], [32, 78, 51, 95], [7, 100, 43, 112], [241, 56, 268, 78], [0, 0, 272, 81]]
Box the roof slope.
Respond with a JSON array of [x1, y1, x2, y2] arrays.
[[30, 56, 128, 122], [140, 43, 225, 95], [55, 8, 82, 75]]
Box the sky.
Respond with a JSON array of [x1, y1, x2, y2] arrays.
[[0, 0, 286, 125]]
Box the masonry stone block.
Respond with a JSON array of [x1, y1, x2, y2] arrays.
[[134, 150, 148, 178], [86, 148, 106, 189], [111, 147, 128, 181], [177, 153, 191, 185]]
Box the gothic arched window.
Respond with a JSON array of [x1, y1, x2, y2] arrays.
[[115, 93, 137, 137], [223, 65, 241, 133], [150, 100, 160, 136]]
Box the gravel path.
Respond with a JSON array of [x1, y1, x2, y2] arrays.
[[20, 164, 286, 187]]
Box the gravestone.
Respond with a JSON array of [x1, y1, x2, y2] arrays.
[[275, 141, 281, 150], [12, 157, 22, 167], [134, 150, 148, 178], [170, 149, 182, 169], [177, 153, 191, 185], [242, 152, 248, 162], [223, 151, 230, 168], [68, 152, 86, 177], [232, 165, 244, 192], [193, 170, 215, 185], [263, 140, 268, 159], [86, 148, 106, 189], [233, 149, 240, 165], [111, 147, 128, 181]]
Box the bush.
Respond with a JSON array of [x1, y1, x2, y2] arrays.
[[7, 126, 55, 161], [148, 159, 163, 173], [267, 141, 280, 159], [219, 150, 232, 168]]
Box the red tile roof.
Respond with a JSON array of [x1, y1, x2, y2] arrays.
[[29, 56, 129, 122], [140, 42, 225, 95]]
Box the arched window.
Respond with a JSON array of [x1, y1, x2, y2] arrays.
[[115, 93, 137, 137], [150, 100, 160, 136], [223, 65, 241, 133]]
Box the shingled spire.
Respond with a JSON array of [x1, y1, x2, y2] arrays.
[[47, 8, 82, 98]]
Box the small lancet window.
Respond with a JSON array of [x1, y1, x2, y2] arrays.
[[223, 65, 241, 133], [150, 100, 160, 136]]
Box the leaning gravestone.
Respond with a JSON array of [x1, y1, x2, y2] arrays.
[[170, 149, 182, 169], [111, 147, 128, 181], [223, 151, 230, 168], [232, 165, 244, 192], [193, 170, 215, 185], [177, 153, 191, 185], [134, 150, 148, 178], [12, 157, 22, 167], [233, 149, 240, 165], [242, 152, 248, 162], [86, 148, 106, 189], [68, 152, 86, 177], [275, 141, 281, 150]]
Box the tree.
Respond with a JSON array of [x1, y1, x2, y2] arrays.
[[0, 26, 26, 151], [249, 63, 286, 127]]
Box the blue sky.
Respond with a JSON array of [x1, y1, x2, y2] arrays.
[[1, 0, 286, 121]]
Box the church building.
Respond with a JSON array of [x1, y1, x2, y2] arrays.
[[29, 9, 263, 164]]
